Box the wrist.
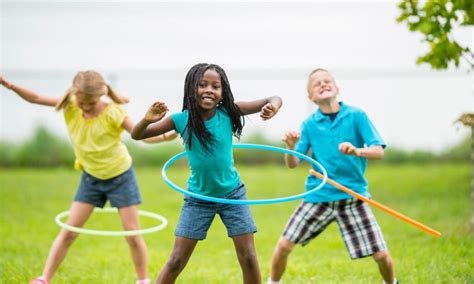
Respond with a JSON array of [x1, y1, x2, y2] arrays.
[[141, 118, 153, 125]]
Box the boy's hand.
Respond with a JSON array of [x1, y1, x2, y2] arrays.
[[144, 101, 169, 123], [339, 142, 361, 156], [282, 131, 300, 149], [0, 76, 14, 90], [260, 103, 278, 120]]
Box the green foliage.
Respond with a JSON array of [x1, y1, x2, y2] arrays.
[[397, 0, 474, 69], [439, 134, 472, 161], [0, 126, 74, 167], [125, 141, 184, 167], [383, 136, 471, 163], [0, 127, 470, 167]]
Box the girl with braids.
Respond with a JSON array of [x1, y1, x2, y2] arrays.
[[0, 71, 176, 284], [132, 63, 282, 284]]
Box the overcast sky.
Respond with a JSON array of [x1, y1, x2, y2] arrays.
[[1, 1, 473, 151]]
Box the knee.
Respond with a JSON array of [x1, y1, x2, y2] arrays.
[[165, 254, 187, 273], [239, 249, 259, 270], [125, 235, 144, 249], [275, 238, 295, 257], [60, 231, 79, 245], [373, 250, 391, 264]]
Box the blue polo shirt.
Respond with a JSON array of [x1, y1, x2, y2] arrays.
[[295, 102, 385, 203], [171, 107, 241, 197]]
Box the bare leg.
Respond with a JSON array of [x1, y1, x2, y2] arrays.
[[156, 236, 198, 284], [42, 202, 95, 281], [269, 237, 296, 282], [118, 205, 148, 281], [373, 250, 395, 283], [232, 233, 261, 284]]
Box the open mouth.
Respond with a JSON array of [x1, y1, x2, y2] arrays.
[[319, 87, 331, 95], [201, 96, 215, 103]]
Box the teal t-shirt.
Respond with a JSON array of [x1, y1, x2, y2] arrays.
[[295, 102, 386, 203], [171, 107, 241, 197]]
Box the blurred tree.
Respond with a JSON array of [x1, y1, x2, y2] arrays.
[[397, 0, 473, 69], [397, 0, 474, 231]]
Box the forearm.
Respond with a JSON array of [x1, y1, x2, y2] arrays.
[[236, 95, 283, 115], [284, 145, 300, 168], [131, 119, 152, 140], [357, 146, 384, 160], [142, 130, 178, 143]]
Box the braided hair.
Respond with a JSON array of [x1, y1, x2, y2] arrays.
[[182, 63, 244, 153]]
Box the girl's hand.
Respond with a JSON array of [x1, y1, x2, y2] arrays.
[[144, 101, 169, 123], [282, 131, 300, 148], [0, 76, 14, 90], [260, 103, 278, 120], [339, 142, 360, 156]]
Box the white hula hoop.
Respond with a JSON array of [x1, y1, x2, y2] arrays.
[[55, 207, 168, 236]]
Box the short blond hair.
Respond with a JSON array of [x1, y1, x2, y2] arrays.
[[55, 70, 129, 111]]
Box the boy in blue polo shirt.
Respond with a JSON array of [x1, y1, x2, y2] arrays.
[[268, 68, 397, 284]]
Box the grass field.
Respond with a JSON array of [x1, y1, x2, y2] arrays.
[[0, 164, 472, 283]]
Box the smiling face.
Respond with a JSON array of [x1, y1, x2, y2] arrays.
[[75, 91, 103, 114], [71, 71, 107, 115], [196, 69, 223, 113], [307, 70, 339, 105]]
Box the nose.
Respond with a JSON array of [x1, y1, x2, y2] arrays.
[[204, 85, 214, 94]]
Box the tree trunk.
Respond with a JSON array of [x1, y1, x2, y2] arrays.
[[471, 125, 474, 232]]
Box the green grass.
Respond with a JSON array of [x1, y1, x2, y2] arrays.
[[0, 164, 472, 283]]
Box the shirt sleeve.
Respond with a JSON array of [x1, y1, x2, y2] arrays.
[[171, 111, 187, 135], [295, 121, 311, 155], [357, 111, 386, 148], [107, 104, 127, 130], [63, 100, 80, 123]]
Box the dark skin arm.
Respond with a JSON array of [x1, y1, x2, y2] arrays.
[[235, 96, 283, 119], [132, 96, 283, 140], [131, 101, 176, 140]]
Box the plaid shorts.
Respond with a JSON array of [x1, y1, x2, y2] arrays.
[[283, 198, 388, 259]]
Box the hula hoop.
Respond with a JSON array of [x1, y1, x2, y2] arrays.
[[55, 207, 168, 236], [161, 143, 328, 205]]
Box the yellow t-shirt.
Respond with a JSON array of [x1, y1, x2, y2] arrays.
[[63, 101, 132, 179]]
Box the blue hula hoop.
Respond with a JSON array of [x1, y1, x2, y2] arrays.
[[161, 143, 328, 205]]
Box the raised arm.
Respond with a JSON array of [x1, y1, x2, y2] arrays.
[[122, 116, 178, 143], [235, 96, 282, 120], [0, 76, 60, 107], [282, 131, 301, 168], [131, 101, 176, 140]]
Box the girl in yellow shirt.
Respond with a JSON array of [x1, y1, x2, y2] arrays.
[[1, 71, 175, 284]]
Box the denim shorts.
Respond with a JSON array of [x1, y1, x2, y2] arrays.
[[175, 183, 257, 240], [74, 167, 142, 208]]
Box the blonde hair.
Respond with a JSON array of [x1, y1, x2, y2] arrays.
[[55, 70, 129, 111]]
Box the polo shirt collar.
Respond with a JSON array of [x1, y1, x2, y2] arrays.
[[313, 101, 349, 122]]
